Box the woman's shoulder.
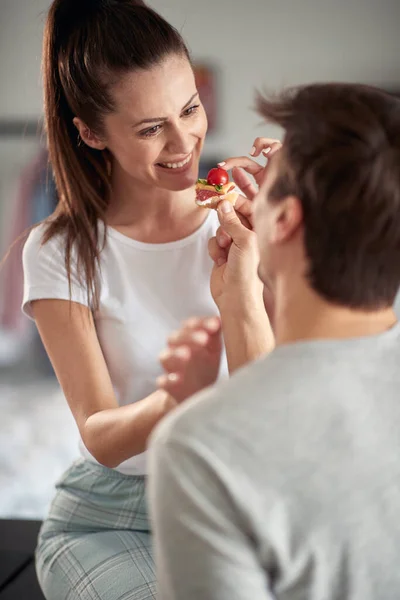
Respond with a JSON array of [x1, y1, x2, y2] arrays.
[[22, 219, 90, 317], [23, 220, 65, 264]]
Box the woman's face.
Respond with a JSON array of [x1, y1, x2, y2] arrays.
[[103, 54, 208, 192]]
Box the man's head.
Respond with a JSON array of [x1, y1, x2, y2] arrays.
[[254, 83, 400, 310]]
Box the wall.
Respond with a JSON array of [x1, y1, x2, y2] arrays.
[[0, 0, 399, 157]]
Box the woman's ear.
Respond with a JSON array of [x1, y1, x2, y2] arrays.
[[73, 117, 106, 150]]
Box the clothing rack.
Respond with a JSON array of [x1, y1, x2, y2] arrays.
[[0, 120, 55, 371], [0, 119, 43, 138]]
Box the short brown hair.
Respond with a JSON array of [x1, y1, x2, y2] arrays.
[[257, 83, 400, 309]]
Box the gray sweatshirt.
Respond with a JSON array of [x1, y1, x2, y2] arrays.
[[149, 323, 400, 600]]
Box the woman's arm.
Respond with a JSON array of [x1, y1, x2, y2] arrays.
[[219, 302, 273, 373], [157, 139, 280, 396], [156, 209, 272, 399], [32, 299, 176, 468], [208, 201, 274, 373]]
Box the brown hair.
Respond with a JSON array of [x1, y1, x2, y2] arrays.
[[257, 83, 400, 309], [42, 0, 190, 306]]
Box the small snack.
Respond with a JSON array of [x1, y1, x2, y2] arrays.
[[195, 167, 238, 209]]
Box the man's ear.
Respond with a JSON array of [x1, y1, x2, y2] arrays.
[[73, 117, 106, 150], [271, 195, 303, 244]]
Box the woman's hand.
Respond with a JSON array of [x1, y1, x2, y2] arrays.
[[214, 137, 282, 261], [208, 203, 275, 373], [157, 317, 222, 403], [218, 137, 282, 228], [209, 137, 282, 314], [209, 202, 262, 312]]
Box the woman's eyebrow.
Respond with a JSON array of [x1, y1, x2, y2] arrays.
[[133, 93, 199, 128]]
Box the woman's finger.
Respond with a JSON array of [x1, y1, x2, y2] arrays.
[[218, 207, 252, 231], [232, 167, 258, 200], [208, 236, 228, 266], [233, 195, 254, 228], [263, 284, 275, 327], [180, 317, 202, 329], [171, 319, 222, 358], [250, 137, 282, 157], [181, 316, 221, 334], [218, 156, 264, 178], [263, 141, 282, 159], [167, 327, 209, 349], [156, 373, 187, 402], [156, 372, 181, 392], [159, 345, 191, 373], [216, 226, 231, 248]]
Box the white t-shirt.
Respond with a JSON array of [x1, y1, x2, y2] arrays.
[[22, 211, 228, 475]]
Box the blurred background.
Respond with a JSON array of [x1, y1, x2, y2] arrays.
[[0, 0, 399, 519]]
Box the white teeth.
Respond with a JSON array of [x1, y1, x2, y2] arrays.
[[161, 154, 191, 169]]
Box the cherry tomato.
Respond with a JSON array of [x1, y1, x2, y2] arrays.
[[207, 167, 229, 186]]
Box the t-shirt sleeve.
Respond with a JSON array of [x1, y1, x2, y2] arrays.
[[22, 223, 89, 320], [148, 413, 274, 600]]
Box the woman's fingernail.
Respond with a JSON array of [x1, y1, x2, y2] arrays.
[[168, 332, 179, 344], [168, 373, 179, 383], [192, 331, 208, 344], [184, 317, 199, 329], [262, 147, 271, 156], [217, 161, 226, 167], [156, 375, 167, 387], [174, 347, 189, 359], [250, 146, 256, 156], [204, 317, 220, 331], [159, 349, 172, 361], [218, 232, 231, 247], [220, 200, 232, 214]]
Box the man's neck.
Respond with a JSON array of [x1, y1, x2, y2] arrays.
[[273, 277, 398, 347]]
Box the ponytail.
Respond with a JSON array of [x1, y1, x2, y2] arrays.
[[41, 0, 189, 307]]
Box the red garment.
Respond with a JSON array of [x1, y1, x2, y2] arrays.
[[0, 148, 48, 332]]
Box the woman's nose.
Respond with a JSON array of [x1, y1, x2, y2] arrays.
[[166, 123, 193, 155]]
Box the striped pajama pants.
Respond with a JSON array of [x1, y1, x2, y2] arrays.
[[35, 459, 156, 600]]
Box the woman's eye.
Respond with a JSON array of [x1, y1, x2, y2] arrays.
[[183, 104, 200, 117], [139, 105, 200, 137], [141, 125, 162, 138]]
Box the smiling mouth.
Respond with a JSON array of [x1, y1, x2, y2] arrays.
[[157, 153, 192, 169]]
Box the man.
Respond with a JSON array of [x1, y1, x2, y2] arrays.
[[148, 83, 400, 600]]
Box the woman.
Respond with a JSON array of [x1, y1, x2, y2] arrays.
[[23, 1, 220, 597], [22, 0, 270, 598]]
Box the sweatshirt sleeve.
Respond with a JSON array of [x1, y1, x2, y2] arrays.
[[148, 411, 274, 600]]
